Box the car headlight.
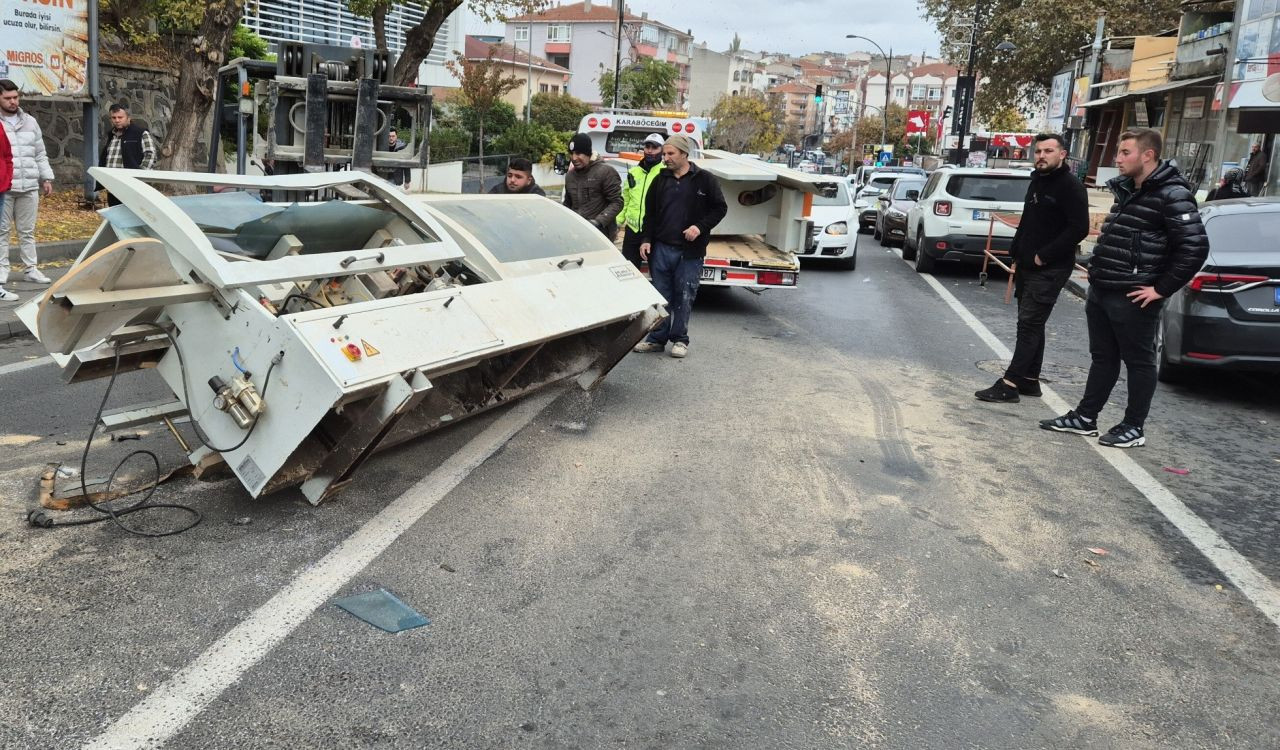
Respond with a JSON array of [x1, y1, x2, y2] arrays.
[[886, 208, 906, 219], [824, 221, 848, 236], [854, 200, 868, 210]]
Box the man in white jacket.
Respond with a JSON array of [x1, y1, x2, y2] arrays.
[[0, 79, 54, 302]]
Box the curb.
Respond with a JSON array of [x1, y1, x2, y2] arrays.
[[1066, 277, 1089, 300], [0, 319, 31, 342], [8, 239, 85, 265]]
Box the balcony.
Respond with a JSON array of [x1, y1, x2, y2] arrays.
[[1172, 34, 1229, 80]]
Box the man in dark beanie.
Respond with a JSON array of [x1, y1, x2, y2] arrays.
[[563, 132, 622, 237]]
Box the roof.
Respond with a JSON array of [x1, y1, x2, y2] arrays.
[[464, 36, 569, 73], [506, 2, 691, 38], [907, 63, 960, 78], [769, 81, 817, 94]]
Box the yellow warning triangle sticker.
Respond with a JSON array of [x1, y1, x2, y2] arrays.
[[361, 339, 381, 357]]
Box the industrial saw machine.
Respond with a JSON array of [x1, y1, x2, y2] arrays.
[[17, 169, 666, 504]]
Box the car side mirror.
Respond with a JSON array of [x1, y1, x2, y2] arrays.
[[878, 195, 890, 203], [906, 190, 920, 201]]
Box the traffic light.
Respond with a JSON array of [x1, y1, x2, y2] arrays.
[[814, 84, 824, 104]]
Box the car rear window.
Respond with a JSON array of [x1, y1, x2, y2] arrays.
[[868, 177, 897, 189], [1205, 213, 1280, 252], [946, 175, 1029, 202], [892, 180, 926, 198], [812, 182, 850, 206]]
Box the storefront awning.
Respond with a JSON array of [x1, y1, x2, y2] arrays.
[[1227, 78, 1280, 109], [1077, 75, 1219, 109]]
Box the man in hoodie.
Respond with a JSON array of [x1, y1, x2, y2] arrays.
[[975, 133, 1089, 403], [488, 157, 547, 196], [616, 133, 666, 269], [1041, 128, 1208, 448], [632, 134, 727, 359], [562, 133, 622, 237], [0, 80, 55, 300], [0, 113, 12, 302]]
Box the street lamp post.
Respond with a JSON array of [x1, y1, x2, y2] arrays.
[[847, 35, 891, 162], [613, 0, 624, 108]]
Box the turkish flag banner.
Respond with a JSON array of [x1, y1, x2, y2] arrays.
[[906, 110, 930, 134]]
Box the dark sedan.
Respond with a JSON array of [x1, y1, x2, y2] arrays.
[[1157, 198, 1280, 381], [875, 177, 927, 248]]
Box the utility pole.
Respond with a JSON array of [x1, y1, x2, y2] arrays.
[[525, 19, 534, 120], [950, 1, 981, 165], [613, 0, 624, 108]]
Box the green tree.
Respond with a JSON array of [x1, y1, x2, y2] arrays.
[[491, 120, 561, 163], [430, 127, 472, 161], [921, 0, 1181, 120], [229, 23, 270, 60], [445, 51, 523, 161], [856, 103, 908, 148], [599, 58, 679, 109], [985, 105, 1029, 132], [529, 92, 591, 131], [709, 93, 781, 154], [348, 0, 547, 86]]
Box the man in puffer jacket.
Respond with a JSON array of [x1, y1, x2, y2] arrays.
[[1040, 128, 1208, 448], [0, 79, 55, 300], [0, 110, 13, 302]]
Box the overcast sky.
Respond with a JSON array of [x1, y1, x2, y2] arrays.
[[472, 0, 944, 59]]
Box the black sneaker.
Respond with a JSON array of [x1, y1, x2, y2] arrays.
[[1016, 379, 1042, 397], [1039, 410, 1099, 436], [975, 379, 1020, 403], [1099, 423, 1146, 448]]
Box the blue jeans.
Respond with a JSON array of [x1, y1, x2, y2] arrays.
[[645, 242, 703, 346]]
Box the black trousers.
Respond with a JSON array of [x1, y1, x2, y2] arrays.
[[1077, 286, 1165, 428], [620, 227, 644, 270], [1004, 264, 1072, 383]]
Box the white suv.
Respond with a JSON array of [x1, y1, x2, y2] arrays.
[[903, 168, 1031, 273]]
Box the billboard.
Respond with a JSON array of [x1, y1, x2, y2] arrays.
[[906, 109, 930, 134], [1047, 71, 1073, 123], [0, 0, 90, 96]]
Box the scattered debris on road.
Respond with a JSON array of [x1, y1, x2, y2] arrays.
[[1051, 568, 1069, 579], [1162, 466, 1191, 475], [1087, 547, 1110, 556], [335, 589, 430, 633]]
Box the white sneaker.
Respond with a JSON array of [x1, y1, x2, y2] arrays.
[[25, 269, 52, 284], [670, 342, 688, 358], [0, 287, 19, 302], [633, 341, 665, 353]]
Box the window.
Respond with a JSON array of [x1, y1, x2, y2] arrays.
[[945, 175, 1031, 202], [513, 25, 529, 42], [928, 87, 942, 100], [894, 86, 906, 99], [547, 24, 571, 42], [912, 84, 927, 99], [921, 172, 944, 199], [539, 83, 550, 93], [731, 90, 738, 96], [549, 53, 569, 68], [891, 179, 926, 199], [733, 70, 740, 81], [640, 25, 660, 44]]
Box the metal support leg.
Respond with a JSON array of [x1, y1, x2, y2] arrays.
[[300, 370, 433, 505]]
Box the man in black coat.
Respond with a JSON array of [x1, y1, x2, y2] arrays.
[[1041, 128, 1208, 448], [631, 134, 727, 359], [976, 133, 1090, 403]]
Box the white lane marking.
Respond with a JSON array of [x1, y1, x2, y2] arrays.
[[83, 388, 563, 750], [0, 357, 51, 377], [899, 250, 1280, 629]]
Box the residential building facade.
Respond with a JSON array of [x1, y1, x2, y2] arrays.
[[504, 1, 693, 107], [687, 43, 762, 117], [769, 80, 818, 136], [462, 36, 572, 112]]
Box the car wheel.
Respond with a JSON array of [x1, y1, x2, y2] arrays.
[[902, 227, 918, 261], [1156, 314, 1187, 384], [838, 248, 857, 270], [878, 226, 890, 246], [914, 237, 937, 273]]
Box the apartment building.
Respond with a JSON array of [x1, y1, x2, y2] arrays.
[[504, 1, 693, 107]]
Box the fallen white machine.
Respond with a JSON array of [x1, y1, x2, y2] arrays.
[[18, 169, 666, 503]]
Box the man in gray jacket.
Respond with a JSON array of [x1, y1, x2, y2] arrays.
[[562, 133, 622, 237], [0, 79, 54, 300]]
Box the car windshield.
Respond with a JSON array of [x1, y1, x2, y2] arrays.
[[812, 182, 850, 206], [1205, 212, 1280, 252], [946, 175, 1029, 202], [866, 177, 897, 191], [892, 180, 926, 199]]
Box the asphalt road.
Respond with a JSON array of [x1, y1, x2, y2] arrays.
[[1, 235, 1278, 749]]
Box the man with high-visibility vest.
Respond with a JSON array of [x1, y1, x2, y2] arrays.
[[616, 133, 666, 269]]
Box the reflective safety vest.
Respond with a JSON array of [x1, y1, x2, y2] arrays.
[[617, 160, 665, 233]]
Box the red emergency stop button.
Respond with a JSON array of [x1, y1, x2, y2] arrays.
[[343, 343, 363, 361]]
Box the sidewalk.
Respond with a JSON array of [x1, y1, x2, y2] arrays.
[[1, 242, 80, 341]]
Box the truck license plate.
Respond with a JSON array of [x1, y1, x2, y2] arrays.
[[972, 209, 991, 221], [700, 267, 718, 281]]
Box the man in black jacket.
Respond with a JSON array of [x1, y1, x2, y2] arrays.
[[98, 104, 157, 206], [1041, 128, 1208, 448], [632, 134, 727, 358], [977, 133, 1090, 403], [488, 157, 547, 196]]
